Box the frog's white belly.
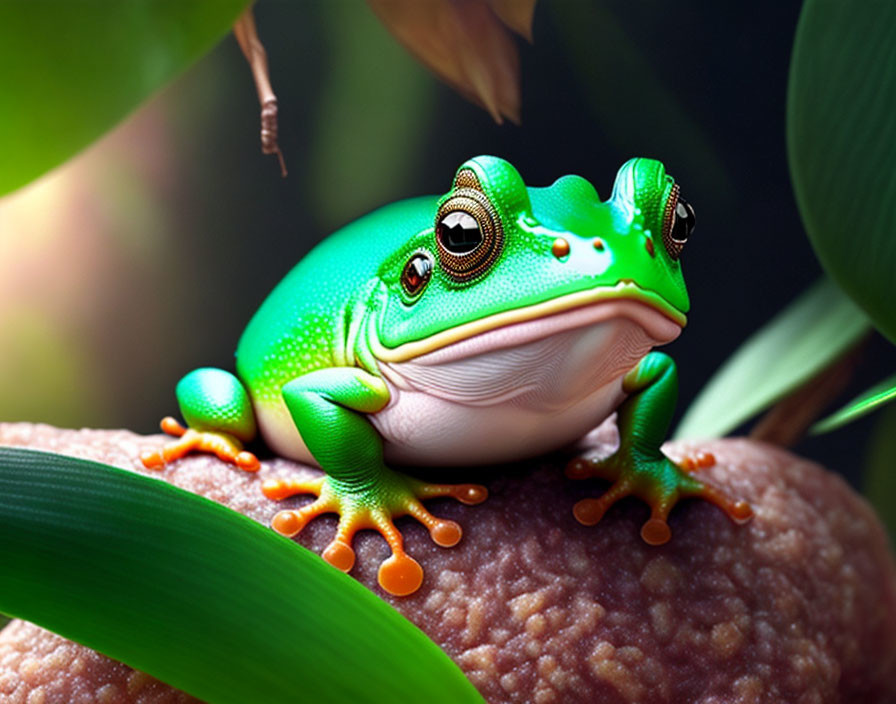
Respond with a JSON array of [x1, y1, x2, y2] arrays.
[[256, 300, 681, 467], [372, 318, 657, 465]]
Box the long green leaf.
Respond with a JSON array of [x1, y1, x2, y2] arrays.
[[0, 0, 248, 197], [0, 448, 483, 704], [675, 278, 869, 440], [865, 403, 896, 545], [812, 372, 896, 434], [787, 0, 896, 344]]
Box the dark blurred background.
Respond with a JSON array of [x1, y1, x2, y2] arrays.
[[1, 0, 891, 485]]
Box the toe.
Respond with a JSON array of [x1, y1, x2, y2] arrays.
[[140, 450, 165, 470], [377, 553, 424, 596], [565, 458, 594, 480], [429, 519, 462, 547], [235, 451, 260, 472], [322, 540, 356, 572], [271, 509, 306, 537], [573, 498, 606, 526], [641, 518, 672, 545]]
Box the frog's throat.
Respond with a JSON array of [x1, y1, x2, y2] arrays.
[[370, 281, 686, 364]]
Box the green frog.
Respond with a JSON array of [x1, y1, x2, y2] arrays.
[[143, 156, 752, 596]]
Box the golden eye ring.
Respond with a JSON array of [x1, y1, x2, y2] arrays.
[[434, 188, 503, 282], [661, 184, 696, 260]]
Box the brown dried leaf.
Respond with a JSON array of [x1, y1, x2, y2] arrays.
[[366, 0, 523, 123], [487, 0, 536, 41]]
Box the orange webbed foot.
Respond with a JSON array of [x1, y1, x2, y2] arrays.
[[566, 449, 751, 544], [140, 417, 259, 472], [263, 471, 487, 596]]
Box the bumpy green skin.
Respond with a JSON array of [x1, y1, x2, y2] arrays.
[[590, 353, 709, 521], [177, 368, 256, 442], [170, 156, 735, 578], [281, 368, 390, 495]]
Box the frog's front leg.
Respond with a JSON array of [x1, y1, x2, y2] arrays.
[[261, 367, 487, 596], [141, 368, 260, 472], [566, 352, 752, 544]]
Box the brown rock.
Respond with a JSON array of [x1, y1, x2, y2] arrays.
[[0, 422, 894, 703]]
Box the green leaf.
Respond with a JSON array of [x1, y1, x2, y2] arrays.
[[811, 372, 896, 434], [0, 448, 483, 704], [675, 278, 870, 440], [0, 0, 248, 197], [787, 0, 896, 344], [865, 403, 896, 545]]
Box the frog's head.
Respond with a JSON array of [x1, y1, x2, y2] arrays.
[[371, 156, 694, 362]]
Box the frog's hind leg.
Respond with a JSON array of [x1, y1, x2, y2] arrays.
[[141, 367, 260, 472], [262, 367, 487, 596]]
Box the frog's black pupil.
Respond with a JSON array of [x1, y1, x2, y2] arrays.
[[438, 211, 482, 254], [671, 197, 696, 242], [402, 254, 432, 296]]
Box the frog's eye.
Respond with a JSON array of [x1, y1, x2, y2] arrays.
[[435, 193, 503, 282], [671, 198, 696, 242], [661, 187, 695, 260], [438, 211, 482, 253], [400, 252, 433, 299]]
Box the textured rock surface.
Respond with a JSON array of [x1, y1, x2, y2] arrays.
[[0, 422, 895, 704]]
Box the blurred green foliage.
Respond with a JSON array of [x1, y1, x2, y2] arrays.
[[309, 2, 435, 228], [679, 0, 896, 459], [675, 279, 870, 440], [0, 0, 247, 196], [0, 311, 109, 426]]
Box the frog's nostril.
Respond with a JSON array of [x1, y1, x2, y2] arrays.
[[551, 238, 570, 259]]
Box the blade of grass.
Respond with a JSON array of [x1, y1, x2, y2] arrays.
[[812, 372, 896, 435], [675, 278, 869, 440], [0, 448, 483, 704]]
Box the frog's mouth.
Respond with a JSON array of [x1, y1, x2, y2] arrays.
[[371, 281, 685, 364]]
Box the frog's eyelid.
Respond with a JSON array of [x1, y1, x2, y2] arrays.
[[453, 168, 482, 192], [660, 186, 694, 260]]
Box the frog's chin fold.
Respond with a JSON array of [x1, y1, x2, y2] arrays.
[[396, 297, 681, 367], [372, 282, 685, 365]]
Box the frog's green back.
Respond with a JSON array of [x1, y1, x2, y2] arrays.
[[235, 196, 438, 399]]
